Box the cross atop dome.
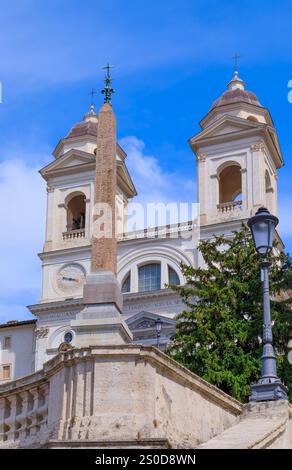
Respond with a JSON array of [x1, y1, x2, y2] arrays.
[[228, 53, 245, 91], [83, 88, 98, 123], [232, 52, 241, 72], [88, 88, 97, 112], [208, 68, 262, 111]]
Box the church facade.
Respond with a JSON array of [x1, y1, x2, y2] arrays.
[[0, 70, 283, 383]]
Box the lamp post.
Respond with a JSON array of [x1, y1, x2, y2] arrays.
[[155, 318, 162, 349], [248, 207, 288, 402]]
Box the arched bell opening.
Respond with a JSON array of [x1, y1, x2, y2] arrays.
[[217, 164, 242, 214], [62, 192, 87, 241], [66, 194, 86, 231]]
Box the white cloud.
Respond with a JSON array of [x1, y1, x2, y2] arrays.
[[121, 136, 196, 203], [0, 303, 35, 324], [278, 194, 292, 252], [0, 150, 47, 322], [119, 136, 196, 229]]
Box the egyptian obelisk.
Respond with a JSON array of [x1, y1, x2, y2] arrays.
[[71, 66, 132, 346]]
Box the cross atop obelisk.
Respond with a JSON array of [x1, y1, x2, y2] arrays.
[[71, 65, 132, 346], [101, 63, 115, 104]]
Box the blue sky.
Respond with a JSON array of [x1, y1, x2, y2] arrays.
[[0, 0, 291, 321]]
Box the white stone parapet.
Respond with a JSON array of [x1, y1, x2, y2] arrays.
[[118, 221, 195, 241], [217, 200, 243, 214], [62, 228, 86, 241], [0, 372, 49, 446], [0, 345, 242, 449], [1, 345, 290, 449]]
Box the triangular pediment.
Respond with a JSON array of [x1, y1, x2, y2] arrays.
[[189, 114, 283, 168], [190, 114, 263, 145], [40, 149, 95, 178], [126, 311, 176, 330]]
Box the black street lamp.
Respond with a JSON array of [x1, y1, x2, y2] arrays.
[[155, 318, 162, 348], [248, 207, 288, 402]]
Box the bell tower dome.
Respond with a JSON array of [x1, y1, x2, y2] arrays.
[[189, 71, 284, 228]]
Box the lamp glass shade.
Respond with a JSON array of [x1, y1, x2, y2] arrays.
[[155, 318, 162, 334], [248, 208, 278, 256]]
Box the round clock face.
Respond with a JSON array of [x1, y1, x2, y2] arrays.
[[56, 263, 86, 294]]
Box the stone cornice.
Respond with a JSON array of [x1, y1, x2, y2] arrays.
[[28, 288, 180, 316], [199, 102, 274, 129], [199, 220, 284, 251], [38, 244, 91, 260], [123, 288, 179, 304], [190, 125, 283, 169], [27, 298, 83, 316]]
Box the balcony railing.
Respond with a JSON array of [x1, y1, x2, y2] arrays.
[[118, 221, 195, 241], [62, 229, 85, 241], [217, 200, 242, 214]]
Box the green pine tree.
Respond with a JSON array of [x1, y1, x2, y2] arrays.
[[167, 225, 292, 402]]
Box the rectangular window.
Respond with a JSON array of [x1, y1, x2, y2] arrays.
[[2, 365, 11, 380], [4, 337, 11, 349]]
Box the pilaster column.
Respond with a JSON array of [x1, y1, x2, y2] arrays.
[[240, 168, 248, 212], [197, 153, 207, 225], [131, 265, 138, 293], [250, 142, 265, 210], [44, 185, 55, 250], [84, 197, 91, 239], [210, 173, 220, 221], [161, 260, 168, 289]]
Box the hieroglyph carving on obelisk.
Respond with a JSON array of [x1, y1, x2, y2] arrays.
[[91, 102, 117, 275]]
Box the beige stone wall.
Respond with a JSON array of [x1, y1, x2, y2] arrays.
[[0, 345, 241, 448]]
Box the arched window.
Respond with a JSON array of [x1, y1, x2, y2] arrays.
[[168, 266, 180, 286], [66, 193, 86, 231], [138, 263, 161, 292], [121, 273, 131, 293], [219, 164, 242, 204]]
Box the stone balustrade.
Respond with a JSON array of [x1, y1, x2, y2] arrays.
[[0, 346, 290, 449], [0, 345, 242, 449], [62, 229, 85, 241], [217, 200, 242, 214], [61, 222, 196, 243], [0, 372, 49, 447], [118, 221, 195, 241]]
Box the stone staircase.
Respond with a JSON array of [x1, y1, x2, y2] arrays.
[[198, 400, 292, 449]]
